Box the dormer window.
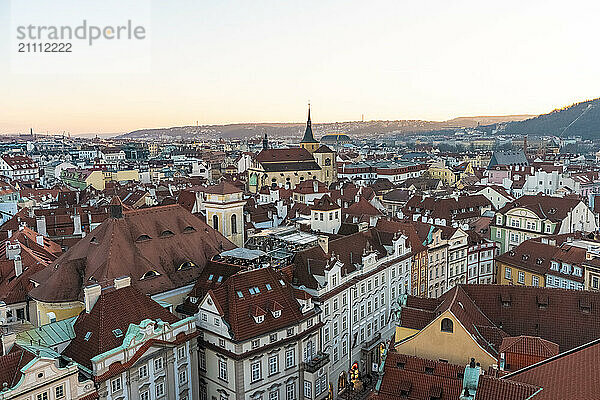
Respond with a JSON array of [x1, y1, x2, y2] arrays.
[[183, 226, 196, 233], [255, 315, 264, 324], [113, 328, 123, 338], [160, 230, 175, 237], [273, 310, 281, 318], [136, 234, 151, 242], [141, 270, 159, 279], [178, 261, 196, 270]]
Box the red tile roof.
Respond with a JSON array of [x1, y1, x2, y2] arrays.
[[29, 204, 235, 303], [0, 347, 35, 389], [208, 267, 314, 341], [499, 336, 559, 359], [372, 350, 539, 400], [505, 338, 600, 399], [62, 285, 179, 370]]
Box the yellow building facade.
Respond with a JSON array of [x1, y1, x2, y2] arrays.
[[395, 309, 497, 369]]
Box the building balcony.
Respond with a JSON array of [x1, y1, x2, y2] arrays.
[[303, 352, 330, 373]]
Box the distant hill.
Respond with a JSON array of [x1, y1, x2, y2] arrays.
[[116, 115, 533, 141], [502, 98, 600, 138]]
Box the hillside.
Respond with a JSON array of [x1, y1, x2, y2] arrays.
[[116, 115, 532, 141], [502, 98, 600, 138]]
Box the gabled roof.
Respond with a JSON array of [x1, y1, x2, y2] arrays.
[[372, 350, 539, 400], [0, 346, 35, 390], [499, 336, 559, 358], [30, 204, 235, 303], [497, 194, 581, 222], [207, 267, 313, 341], [505, 338, 600, 399], [292, 228, 388, 290], [256, 148, 315, 163], [345, 197, 383, 217], [62, 285, 179, 370], [311, 194, 340, 212]]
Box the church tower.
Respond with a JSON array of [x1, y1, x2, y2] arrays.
[[300, 103, 320, 153]]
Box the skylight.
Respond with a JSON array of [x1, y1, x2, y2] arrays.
[[217, 276, 223, 283], [266, 284, 272, 291], [84, 332, 92, 341], [236, 291, 244, 298], [279, 279, 286, 286], [208, 274, 214, 281]]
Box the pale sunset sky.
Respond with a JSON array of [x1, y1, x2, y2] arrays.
[[1, 0, 600, 135]]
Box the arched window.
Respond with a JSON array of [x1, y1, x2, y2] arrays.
[[213, 215, 219, 231], [231, 214, 237, 235], [441, 318, 454, 333]]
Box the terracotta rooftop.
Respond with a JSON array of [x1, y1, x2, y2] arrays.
[[62, 285, 179, 370], [29, 204, 235, 303]]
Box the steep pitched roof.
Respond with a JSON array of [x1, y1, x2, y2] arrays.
[[497, 194, 581, 222], [372, 351, 539, 400], [505, 338, 600, 399], [30, 204, 235, 303], [62, 285, 179, 370], [292, 228, 388, 290], [0, 347, 35, 389], [208, 267, 313, 341], [345, 197, 383, 217], [499, 336, 559, 358]]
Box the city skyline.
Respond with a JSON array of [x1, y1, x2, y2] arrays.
[[2, 0, 600, 134]]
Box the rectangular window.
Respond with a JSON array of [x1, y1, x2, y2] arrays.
[[251, 361, 262, 382], [360, 304, 365, 319], [333, 298, 338, 311], [270, 390, 280, 400], [55, 385, 65, 399], [285, 348, 295, 369], [269, 355, 279, 375], [518, 271, 525, 284], [532, 275, 539, 287], [270, 333, 278, 343], [139, 363, 148, 379], [140, 391, 150, 400], [324, 326, 330, 342], [37, 392, 49, 400], [286, 383, 296, 400], [252, 339, 260, 349], [156, 382, 165, 398], [177, 345, 186, 360], [219, 338, 226, 347], [111, 378, 122, 393], [154, 357, 164, 371], [287, 327, 295, 337], [179, 370, 187, 385], [342, 315, 347, 331], [219, 359, 228, 380], [333, 321, 338, 336], [199, 350, 206, 371], [342, 338, 348, 355], [505, 267, 512, 280], [324, 304, 329, 316], [304, 382, 312, 399]]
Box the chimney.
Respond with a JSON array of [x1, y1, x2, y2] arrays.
[[14, 255, 23, 278], [5, 242, 21, 260], [36, 216, 47, 237], [84, 284, 102, 313], [73, 213, 82, 235], [114, 276, 131, 290], [318, 235, 329, 254]]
